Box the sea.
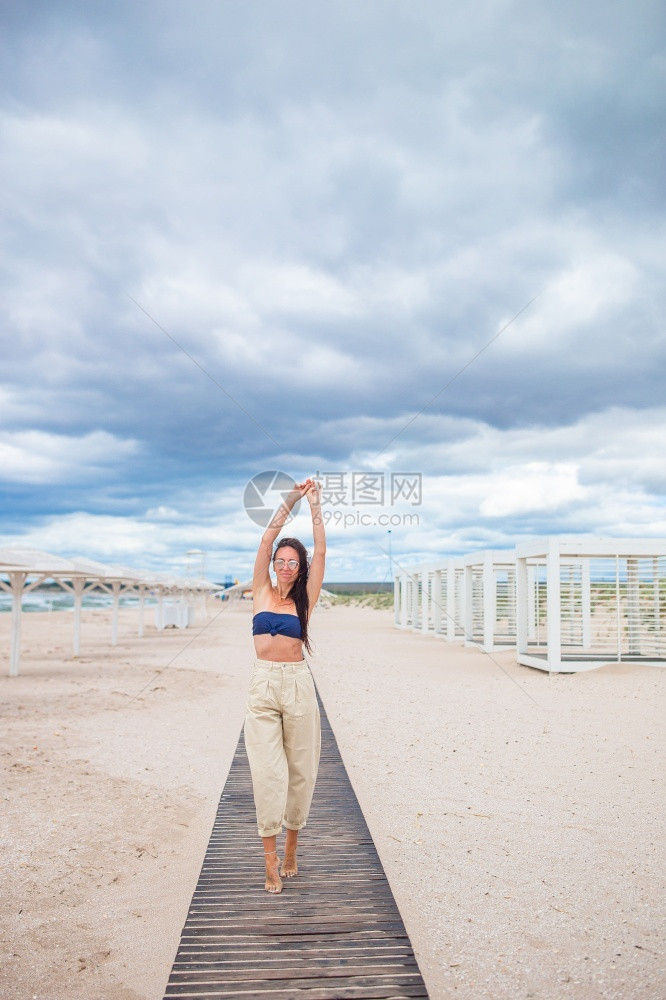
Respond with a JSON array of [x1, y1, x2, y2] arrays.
[[0, 587, 158, 613]]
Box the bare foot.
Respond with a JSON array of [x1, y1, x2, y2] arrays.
[[280, 852, 298, 878], [264, 853, 282, 894]]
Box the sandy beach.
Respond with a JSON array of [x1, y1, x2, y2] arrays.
[[1, 600, 664, 999]]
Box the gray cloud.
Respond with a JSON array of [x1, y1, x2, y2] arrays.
[[1, 1, 664, 576]]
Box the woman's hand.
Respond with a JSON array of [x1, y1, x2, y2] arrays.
[[295, 478, 321, 506], [293, 478, 315, 499], [305, 480, 322, 508]]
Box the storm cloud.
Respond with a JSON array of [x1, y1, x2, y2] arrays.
[[1, 0, 664, 579]]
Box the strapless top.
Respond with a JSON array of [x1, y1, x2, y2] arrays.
[[252, 611, 302, 639]]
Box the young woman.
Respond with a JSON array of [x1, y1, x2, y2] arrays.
[[245, 477, 326, 893]]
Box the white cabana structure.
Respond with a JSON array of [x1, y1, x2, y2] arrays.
[[443, 558, 466, 641], [394, 558, 466, 640], [463, 550, 517, 652], [395, 553, 514, 649], [394, 539, 666, 671], [516, 537, 666, 672], [394, 566, 421, 630]]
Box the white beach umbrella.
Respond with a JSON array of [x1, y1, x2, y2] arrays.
[[64, 557, 121, 652], [0, 548, 80, 677]]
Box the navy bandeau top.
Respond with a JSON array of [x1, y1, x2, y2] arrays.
[[252, 611, 302, 639]]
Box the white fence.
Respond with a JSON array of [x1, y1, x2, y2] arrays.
[[395, 537, 666, 672]]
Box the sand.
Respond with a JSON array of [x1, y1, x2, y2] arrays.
[[0, 600, 664, 999]]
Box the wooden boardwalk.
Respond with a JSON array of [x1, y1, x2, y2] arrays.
[[163, 692, 429, 999]]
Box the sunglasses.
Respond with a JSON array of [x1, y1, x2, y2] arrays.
[[274, 558, 299, 570]]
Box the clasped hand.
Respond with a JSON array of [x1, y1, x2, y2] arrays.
[[295, 478, 321, 507]]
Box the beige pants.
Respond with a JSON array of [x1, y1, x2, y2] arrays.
[[244, 659, 321, 838]]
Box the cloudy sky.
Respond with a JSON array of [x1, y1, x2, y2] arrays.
[[1, 0, 665, 582]]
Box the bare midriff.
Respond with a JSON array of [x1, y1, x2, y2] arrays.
[[253, 633, 304, 662]]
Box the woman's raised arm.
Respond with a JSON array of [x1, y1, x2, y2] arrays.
[[305, 481, 326, 610], [252, 480, 313, 595]]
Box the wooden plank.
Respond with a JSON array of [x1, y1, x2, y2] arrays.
[[165, 983, 428, 999], [166, 968, 423, 984], [165, 989, 427, 1000], [163, 689, 429, 999], [170, 956, 419, 972]]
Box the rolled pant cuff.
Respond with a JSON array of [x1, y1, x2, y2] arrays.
[[284, 819, 307, 831], [258, 825, 283, 838]]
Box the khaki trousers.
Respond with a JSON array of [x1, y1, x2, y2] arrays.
[[244, 659, 321, 838]]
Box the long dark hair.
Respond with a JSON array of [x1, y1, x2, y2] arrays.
[[274, 537, 312, 654]]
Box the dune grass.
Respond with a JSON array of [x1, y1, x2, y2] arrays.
[[330, 592, 394, 610]]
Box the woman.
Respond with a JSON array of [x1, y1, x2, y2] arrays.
[[245, 477, 326, 893]]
